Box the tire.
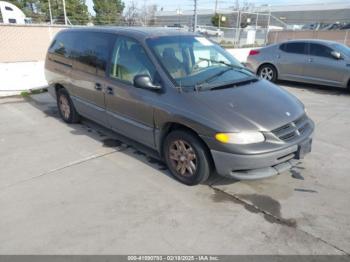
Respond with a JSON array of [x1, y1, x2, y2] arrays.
[[258, 64, 277, 82], [163, 130, 212, 185], [56, 88, 80, 124]]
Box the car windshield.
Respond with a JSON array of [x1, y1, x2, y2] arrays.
[[331, 43, 350, 57], [146, 35, 255, 90]]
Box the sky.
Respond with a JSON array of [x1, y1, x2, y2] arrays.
[[86, 0, 323, 15]]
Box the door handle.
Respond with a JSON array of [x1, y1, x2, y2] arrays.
[[308, 58, 313, 63], [95, 83, 102, 91], [106, 86, 114, 95]]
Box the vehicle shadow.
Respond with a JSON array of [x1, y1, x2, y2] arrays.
[[277, 80, 350, 96], [26, 92, 237, 186]]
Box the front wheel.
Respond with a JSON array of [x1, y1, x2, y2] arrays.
[[163, 130, 211, 185], [258, 64, 277, 82]]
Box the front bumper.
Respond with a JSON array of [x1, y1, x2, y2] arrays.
[[211, 136, 312, 180]]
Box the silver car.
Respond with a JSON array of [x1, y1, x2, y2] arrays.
[[246, 39, 350, 90]]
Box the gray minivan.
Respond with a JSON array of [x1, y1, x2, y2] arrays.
[[45, 27, 314, 185]]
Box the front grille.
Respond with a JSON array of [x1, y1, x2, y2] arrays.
[[272, 114, 311, 142]]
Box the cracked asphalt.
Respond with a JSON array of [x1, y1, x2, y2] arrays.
[[0, 82, 349, 254]]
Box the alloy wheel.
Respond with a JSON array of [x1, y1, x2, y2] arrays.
[[260, 67, 274, 80], [168, 139, 197, 177], [59, 95, 70, 120]]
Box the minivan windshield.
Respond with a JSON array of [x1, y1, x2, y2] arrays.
[[146, 35, 255, 90]]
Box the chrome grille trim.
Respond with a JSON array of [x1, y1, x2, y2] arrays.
[[272, 114, 311, 142]]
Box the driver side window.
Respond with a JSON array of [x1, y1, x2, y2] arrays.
[[110, 36, 156, 85], [309, 43, 334, 59]]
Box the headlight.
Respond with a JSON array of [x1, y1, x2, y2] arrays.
[[215, 132, 265, 144]]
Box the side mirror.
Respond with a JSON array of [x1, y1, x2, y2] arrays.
[[331, 51, 342, 60], [133, 75, 161, 90]]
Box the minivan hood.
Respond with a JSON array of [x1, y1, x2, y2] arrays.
[[192, 79, 305, 132]]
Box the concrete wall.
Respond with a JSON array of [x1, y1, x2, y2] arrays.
[[0, 24, 69, 62], [268, 30, 350, 46]]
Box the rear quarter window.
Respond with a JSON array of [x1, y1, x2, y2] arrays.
[[73, 31, 115, 76], [279, 42, 307, 55], [49, 31, 76, 58]]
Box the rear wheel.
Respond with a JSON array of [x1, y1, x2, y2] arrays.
[[57, 88, 80, 123], [163, 130, 211, 185], [258, 64, 277, 82]]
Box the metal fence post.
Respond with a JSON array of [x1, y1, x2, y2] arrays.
[[62, 0, 68, 25], [193, 0, 198, 32], [264, 12, 271, 46], [48, 0, 53, 25], [235, 11, 241, 47], [344, 30, 349, 45]]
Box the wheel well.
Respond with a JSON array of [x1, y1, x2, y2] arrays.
[[54, 84, 65, 94], [257, 63, 278, 77], [159, 123, 215, 167], [347, 79, 350, 89]]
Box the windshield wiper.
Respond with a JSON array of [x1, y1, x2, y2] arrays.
[[198, 57, 248, 71], [195, 58, 254, 91], [209, 78, 258, 91]]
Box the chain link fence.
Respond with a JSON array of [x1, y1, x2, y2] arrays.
[[197, 25, 269, 48]]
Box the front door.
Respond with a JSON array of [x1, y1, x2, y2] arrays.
[[105, 36, 160, 149], [303, 43, 346, 86]]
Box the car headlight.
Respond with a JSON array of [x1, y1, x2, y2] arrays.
[[215, 132, 265, 144]]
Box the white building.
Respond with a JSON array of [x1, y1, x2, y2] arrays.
[[0, 1, 26, 24]]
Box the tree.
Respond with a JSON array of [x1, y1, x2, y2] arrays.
[[4, 0, 90, 24], [93, 0, 125, 25], [4, 0, 47, 23], [64, 0, 90, 25], [124, 1, 138, 26], [123, 1, 157, 26], [44, 0, 90, 25], [141, 4, 157, 26], [211, 13, 228, 27]]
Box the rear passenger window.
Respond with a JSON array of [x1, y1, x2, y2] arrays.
[[73, 32, 115, 76], [110, 36, 156, 85], [49, 32, 75, 58], [280, 42, 307, 55], [309, 43, 333, 59]]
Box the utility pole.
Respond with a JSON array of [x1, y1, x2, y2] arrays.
[[264, 5, 271, 45], [48, 0, 53, 25], [62, 0, 67, 25], [235, 10, 241, 46], [193, 0, 198, 32], [214, 0, 218, 13]]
